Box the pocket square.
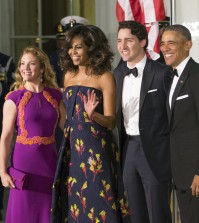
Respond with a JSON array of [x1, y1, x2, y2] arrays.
[[176, 95, 189, 100], [148, 89, 158, 93]]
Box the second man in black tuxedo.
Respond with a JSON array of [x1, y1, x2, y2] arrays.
[[161, 24, 199, 223], [114, 20, 172, 223]]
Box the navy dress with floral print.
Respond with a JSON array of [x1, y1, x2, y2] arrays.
[[51, 85, 131, 223]]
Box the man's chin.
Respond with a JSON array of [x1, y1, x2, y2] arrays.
[[121, 57, 128, 62]]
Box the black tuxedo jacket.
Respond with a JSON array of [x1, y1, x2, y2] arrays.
[[167, 58, 199, 190], [114, 58, 172, 182]]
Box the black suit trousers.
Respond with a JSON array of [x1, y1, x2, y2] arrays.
[[123, 136, 172, 223], [176, 188, 199, 223]]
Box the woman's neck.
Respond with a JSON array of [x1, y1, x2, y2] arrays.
[[24, 82, 44, 93]]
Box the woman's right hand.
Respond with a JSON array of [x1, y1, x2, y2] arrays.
[[83, 90, 99, 120], [1, 172, 15, 188]]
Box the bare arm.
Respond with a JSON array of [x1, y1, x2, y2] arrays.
[[84, 72, 116, 129], [0, 100, 17, 188], [58, 100, 67, 131]]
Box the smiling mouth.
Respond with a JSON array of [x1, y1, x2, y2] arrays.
[[23, 72, 31, 75], [163, 53, 174, 60]]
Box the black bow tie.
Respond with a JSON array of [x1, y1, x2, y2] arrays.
[[172, 69, 178, 77], [125, 67, 138, 77]]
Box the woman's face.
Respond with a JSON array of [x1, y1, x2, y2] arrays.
[[68, 36, 89, 66], [20, 53, 44, 83]]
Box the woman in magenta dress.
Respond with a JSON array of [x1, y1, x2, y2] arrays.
[[51, 25, 131, 223], [0, 46, 66, 223]]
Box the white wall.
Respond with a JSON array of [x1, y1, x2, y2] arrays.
[[95, 0, 120, 70], [174, 0, 199, 62]]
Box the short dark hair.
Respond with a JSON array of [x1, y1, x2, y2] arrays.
[[163, 24, 192, 41], [118, 20, 148, 51]]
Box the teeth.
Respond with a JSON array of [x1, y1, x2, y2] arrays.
[[164, 54, 172, 58], [121, 52, 128, 55]]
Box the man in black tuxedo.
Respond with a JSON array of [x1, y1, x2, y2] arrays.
[[114, 20, 172, 223], [161, 24, 199, 223]]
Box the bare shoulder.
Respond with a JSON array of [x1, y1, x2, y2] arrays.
[[99, 71, 115, 88], [64, 71, 74, 87], [3, 99, 16, 113]]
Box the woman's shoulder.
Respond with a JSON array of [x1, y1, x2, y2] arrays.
[[5, 87, 25, 101], [99, 71, 115, 84], [45, 87, 63, 102], [45, 86, 61, 93], [63, 71, 74, 85], [97, 71, 115, 91]]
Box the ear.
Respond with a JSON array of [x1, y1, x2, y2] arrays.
[[140, 39, 147, 48], [40, 68, 45, 74], [185, 40, 192, 51]]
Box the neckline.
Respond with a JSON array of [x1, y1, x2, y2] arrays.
[[23, 86, 46, 94], [65, 85, 102, 93]]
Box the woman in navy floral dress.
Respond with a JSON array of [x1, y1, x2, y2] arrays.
[[51, 25, 131, 223]]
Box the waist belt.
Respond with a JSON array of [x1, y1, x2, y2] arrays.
[[127, 135, 141, 141]]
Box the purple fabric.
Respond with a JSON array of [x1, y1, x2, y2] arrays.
[[5, 87, 62, 223], [7, 167, 28, 190]]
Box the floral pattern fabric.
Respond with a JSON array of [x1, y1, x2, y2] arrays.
[[51, 86, 131, 223]]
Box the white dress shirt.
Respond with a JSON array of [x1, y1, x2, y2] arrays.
[[122, 55, 147, 136], [169, 56, 190, 108]]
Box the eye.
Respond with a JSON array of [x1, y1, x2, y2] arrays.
[[76, 45, 82, 49]]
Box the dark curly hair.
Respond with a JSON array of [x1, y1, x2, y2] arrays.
[[60, 25, 114, 76], [118, 20, 148, 51]]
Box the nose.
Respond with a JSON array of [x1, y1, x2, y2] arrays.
[[25, 64, 31, 70], [118, 41, 127, 50], [69, 47, 77, 55]]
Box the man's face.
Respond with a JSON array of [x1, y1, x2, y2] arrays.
[[160, 30, 192, 68], [57, 38, 65, 50], [117, 28, 146, 65]]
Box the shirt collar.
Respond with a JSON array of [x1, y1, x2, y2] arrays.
[[176, 56, 190, 77], [127, 55, 147, 74]]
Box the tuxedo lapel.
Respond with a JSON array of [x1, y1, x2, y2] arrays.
[[139, 60, 155, 112], [166, 72, 175, 124], [166, 88, 171, 124], [115, 63, 129, 113], [170, 59, 192, 116]]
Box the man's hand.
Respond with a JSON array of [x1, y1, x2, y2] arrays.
[[191, 175, 199, 197]]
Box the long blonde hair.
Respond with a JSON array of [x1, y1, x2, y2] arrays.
[[11, 46, 58, 90]]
